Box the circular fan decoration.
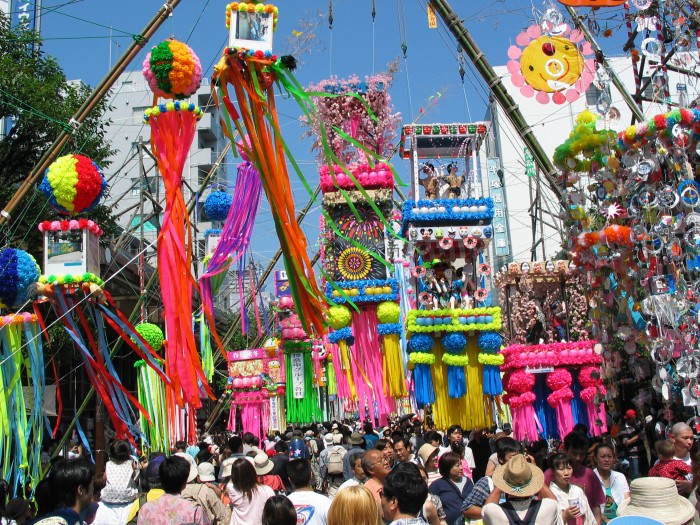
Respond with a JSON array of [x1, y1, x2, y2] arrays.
[[143, 39, 203, 100], [337, 247, 372, 280], [40, 154, 107, 214], [507, 24, 595, 104], [0, 248, 40, 310]]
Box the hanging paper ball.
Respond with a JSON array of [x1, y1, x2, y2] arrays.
[[0, 248, 40, 310], [377, 301, 400, 324], [442, 333, 467, 354], [143, 39, 202, 100], [327, 305, 351, 329], [134, 322, 165, 352], [408, 333, 434, 353], [203, 191, 233, 221], [40, 155, 107, 214], [477, 332, 503, 352]]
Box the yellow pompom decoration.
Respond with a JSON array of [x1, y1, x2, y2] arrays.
[[377, 301, 401, 324], [327, 305, 352, 329]]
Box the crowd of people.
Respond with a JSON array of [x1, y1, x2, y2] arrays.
[[1, 412, 699, 525]]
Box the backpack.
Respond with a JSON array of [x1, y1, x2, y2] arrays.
[[326, 445, 345, 476]]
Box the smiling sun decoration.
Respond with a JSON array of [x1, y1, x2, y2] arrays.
[[508, 24, 595, 104]]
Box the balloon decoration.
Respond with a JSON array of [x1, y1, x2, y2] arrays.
[[507, 13, 595, 104], [39, 154, 107, 214]]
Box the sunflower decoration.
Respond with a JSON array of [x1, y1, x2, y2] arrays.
[[337, 247, 372, 280], [506, 19, 595, 104]]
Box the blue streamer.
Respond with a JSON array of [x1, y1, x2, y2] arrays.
[[73, 406, 94, 463], [534, 374, 558, 439], [413, 363, 436, 406], [483, 365, 503, 397], [447, 366, 466, 398], [571, 377, 589, 429]]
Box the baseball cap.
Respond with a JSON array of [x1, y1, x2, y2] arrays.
[[197, 462, 216, 482], [625, 409, 636, 419], [175, 452, 198, 482]]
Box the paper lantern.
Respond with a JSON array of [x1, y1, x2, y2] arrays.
[[40, 154, 107, 214], [0, 248, 40, 310], [143, 39, 202, 100]]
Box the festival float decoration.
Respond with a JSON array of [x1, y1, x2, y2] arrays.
[[35, 154, 170, 445], [226, 348, 283, 440], [309, 71, 404, 424], [400, 121, 500, 429], [0, 248, 45, 496], [134, 323, 169, 452], [506, 8, 595, 104], [494, 261, 605, 440], [213, 1, 326, 337]]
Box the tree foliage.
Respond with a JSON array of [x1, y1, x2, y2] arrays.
[[0, 12, 114, 187]]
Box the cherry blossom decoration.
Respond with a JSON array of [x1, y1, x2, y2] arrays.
[[507, 24, 595, 104]]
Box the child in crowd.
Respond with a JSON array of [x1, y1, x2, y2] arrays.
[[100, 440, 139, 504], [648, 440, 692, 481]]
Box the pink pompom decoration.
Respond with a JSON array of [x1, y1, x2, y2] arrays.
[[505, 370, 536, 394], [51, 221, 61, 229], [579, 366, 602, 388], [546, 368, 572, 391], [548, 387, 574, 407], [69, 220, 80, 230]]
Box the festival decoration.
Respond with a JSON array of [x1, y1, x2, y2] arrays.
[[507, 17, 595, 104], [202, 190, 233, 221], [143, 39, 203, 100], [144, 101, 212, 414], [39, 154, 107, 214], [133, 323, 168, 452], [558, 0, 625, 5], [0, 248, 40, 310], [0, 313, 45, 496], [213, 4, 327, 337]]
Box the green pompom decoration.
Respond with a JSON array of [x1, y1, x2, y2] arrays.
[[377, 301, 401, 324], [134, 322, 165, 352], [327, 305, 352, 329]]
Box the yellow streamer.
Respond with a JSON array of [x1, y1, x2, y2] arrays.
[[339, 340, 357, 399], [382, 334, 407, 397], [431, 338, 492, 429]]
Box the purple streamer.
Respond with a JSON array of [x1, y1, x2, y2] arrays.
[[200, 162, 263, 323]]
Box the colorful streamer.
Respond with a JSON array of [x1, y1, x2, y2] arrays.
[[145, 103, 213, 409]]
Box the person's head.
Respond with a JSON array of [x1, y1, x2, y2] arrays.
[[144, 453, 166, 490], [287, 458, 312, 489], [4, 498, 34, 524], [228, 435, 244, 454], [438, 451, 463, 482], [262, 495, 297, 525], [230, 458, 259, 501], [108, 439, 131, 463], [174, 440, 187, 452], [363, 422, 374, 435], [415, 464, 430, 485], [159, 455, 191, 494], [361, 449, 390, 482], [376, 439, 394, 465], [91, 473, 106, 502], [274, 440, 288, 454], [446, 425, 464, 444], [549, 453, 573, 487], [670, 423, 694, 457], [593, 442, 616, 472], [450, 440, 465, 458], [49, 459, 95, 511], [242, 432, 257, 447], [417, 443, 439, 471], [348, 450, 367, 482], [392, 437, 412, 462], [656, 439, 677, 461], [381, 465, 427, 521], [328, 485, 382, 525], [572, 423, 589, 436], [624, 409, 637, 422], [495, 437, 521, 465], [563, 431, 589, 468], [492, 454, 544, 501], [423, 430, 442, 448], [33, 478, 55, 518]]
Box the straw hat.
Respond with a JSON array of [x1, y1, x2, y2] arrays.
[[617, 477, 695, 525], [417, 443, 438, 465], [492, 455, 544, 498], [253, 451, 275, 476]]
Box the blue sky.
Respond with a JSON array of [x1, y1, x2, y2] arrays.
[[30, 0, 630, 280]]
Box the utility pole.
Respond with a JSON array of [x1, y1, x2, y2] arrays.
[[0, 0, 182, 227], [429, 0, 566, 209], [138, 138, 147, 323]]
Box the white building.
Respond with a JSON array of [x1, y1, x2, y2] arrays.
[[489, 54, 700, 262]]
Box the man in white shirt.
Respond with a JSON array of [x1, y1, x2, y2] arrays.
[[336, 451, 367, 494], [438, 425, 476, 472], [482, 455, 562, 525], [287, 458, 331, 525]]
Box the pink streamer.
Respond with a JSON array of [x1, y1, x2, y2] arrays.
[[241, 403, 266, 442], [585, 402, 608, 437], [512, 405, 539, 442]]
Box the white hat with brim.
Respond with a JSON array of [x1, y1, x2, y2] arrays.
[[253, 451, 275, 476], [491, 455, 544, 498], [174, 452, 198, 483], [616, 477, 695, 525]]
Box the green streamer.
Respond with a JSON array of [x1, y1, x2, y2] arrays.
[[284, 348, 321, 424]]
